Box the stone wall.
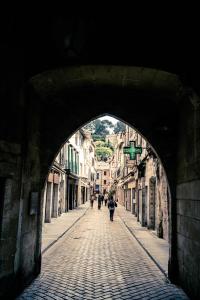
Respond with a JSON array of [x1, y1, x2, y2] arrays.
[[176, 93, 200, 298], [0, 141, 22, 297], [0, 66, 199, 299]]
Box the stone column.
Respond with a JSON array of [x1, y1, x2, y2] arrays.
[[51, 183, 58, 218], [45, 182, 53, 223]]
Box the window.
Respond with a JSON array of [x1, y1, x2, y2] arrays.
[[104, 180, 106, 184], [97, 173, 99, 179], [104, 171, 106, 176]]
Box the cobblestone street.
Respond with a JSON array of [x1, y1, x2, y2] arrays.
[[17, 203, 189, 300]]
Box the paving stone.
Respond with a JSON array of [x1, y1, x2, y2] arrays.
[[17, 203, 189, 300]]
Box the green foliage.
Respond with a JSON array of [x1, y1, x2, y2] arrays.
[[93, 119, 111, 137], [94, 140, 114, 162], [101, 119, 114, 128], [92, 134, 105, 142], [83, 118, 114, 140], [95, 146, 113, 161], [104, 140, 114, 151], [114, 121, 126, 134], [83, 118, 120, 162], [95, 140, 113, 149]]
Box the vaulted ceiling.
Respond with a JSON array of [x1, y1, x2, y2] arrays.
[[1, 6, 200, 92]]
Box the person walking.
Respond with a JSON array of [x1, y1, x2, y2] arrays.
[[98, 194, 102, 210], [104, 193, 108, 206], [108, 195, 117, 221], [90, 193, 95, 208], [101, 194, 104, 205]]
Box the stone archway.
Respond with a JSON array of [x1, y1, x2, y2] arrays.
[[1, 65, 199, 298], [30, 65, 182, 281]]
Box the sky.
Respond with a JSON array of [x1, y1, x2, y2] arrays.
[[98, 115, 118, 125]]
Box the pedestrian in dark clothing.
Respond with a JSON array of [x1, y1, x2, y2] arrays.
[[90, 193, 95, 208], [98, 194, 102, 210], [104, 193, 108, 206], [108, 196, 117, 221], [101, 194, 104, 205]]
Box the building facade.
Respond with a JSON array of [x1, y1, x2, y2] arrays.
[[95, 161, 111, 195], [110, 125, 169, 242], [43, 130, 96, 223]]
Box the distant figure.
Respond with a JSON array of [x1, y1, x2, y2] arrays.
[[101, 194, 104, 205], [98, 194, 102, 210], [108, 195, 117, 221], [104, 193, 108, 206], [90, 193, 95, 208]]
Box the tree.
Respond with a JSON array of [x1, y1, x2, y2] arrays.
[[101, 119, 114, 129], [114, 121, 126, 133], [93, 119, 109, 136], [92, 134, 105, 142], [114, 121, 126, 134], [104, 140, 114, 151], [83, 118, 114, 140], [94, 140, 114, 150], [94, 140, 114, 161], [95, 146, 113, 161]]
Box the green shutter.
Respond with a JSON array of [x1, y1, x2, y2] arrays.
[[75, 152, 77, 174], [68, 145, 71, 169], [77, 154, 79, 175], [71, 148, 73, 172]]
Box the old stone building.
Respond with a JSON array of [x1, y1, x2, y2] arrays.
[[95, 161, 111, 195], [43, 150, 66, 223], [109, 132, 126, 205], [105, 134, 118, 147], [43, 129, 96, 222], [110, 125, 170, 242], [77, 130, 96, 204]]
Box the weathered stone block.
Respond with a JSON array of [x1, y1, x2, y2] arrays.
[[177, 180, 200, 200]]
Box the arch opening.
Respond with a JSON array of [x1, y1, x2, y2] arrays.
[[42, 114, 171, 276], [29, 66, 181, 296]]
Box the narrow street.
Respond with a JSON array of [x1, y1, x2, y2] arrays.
[[17, 203, 188, 300]]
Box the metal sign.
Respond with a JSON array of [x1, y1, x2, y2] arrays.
[[123, 141, 142, 160]]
